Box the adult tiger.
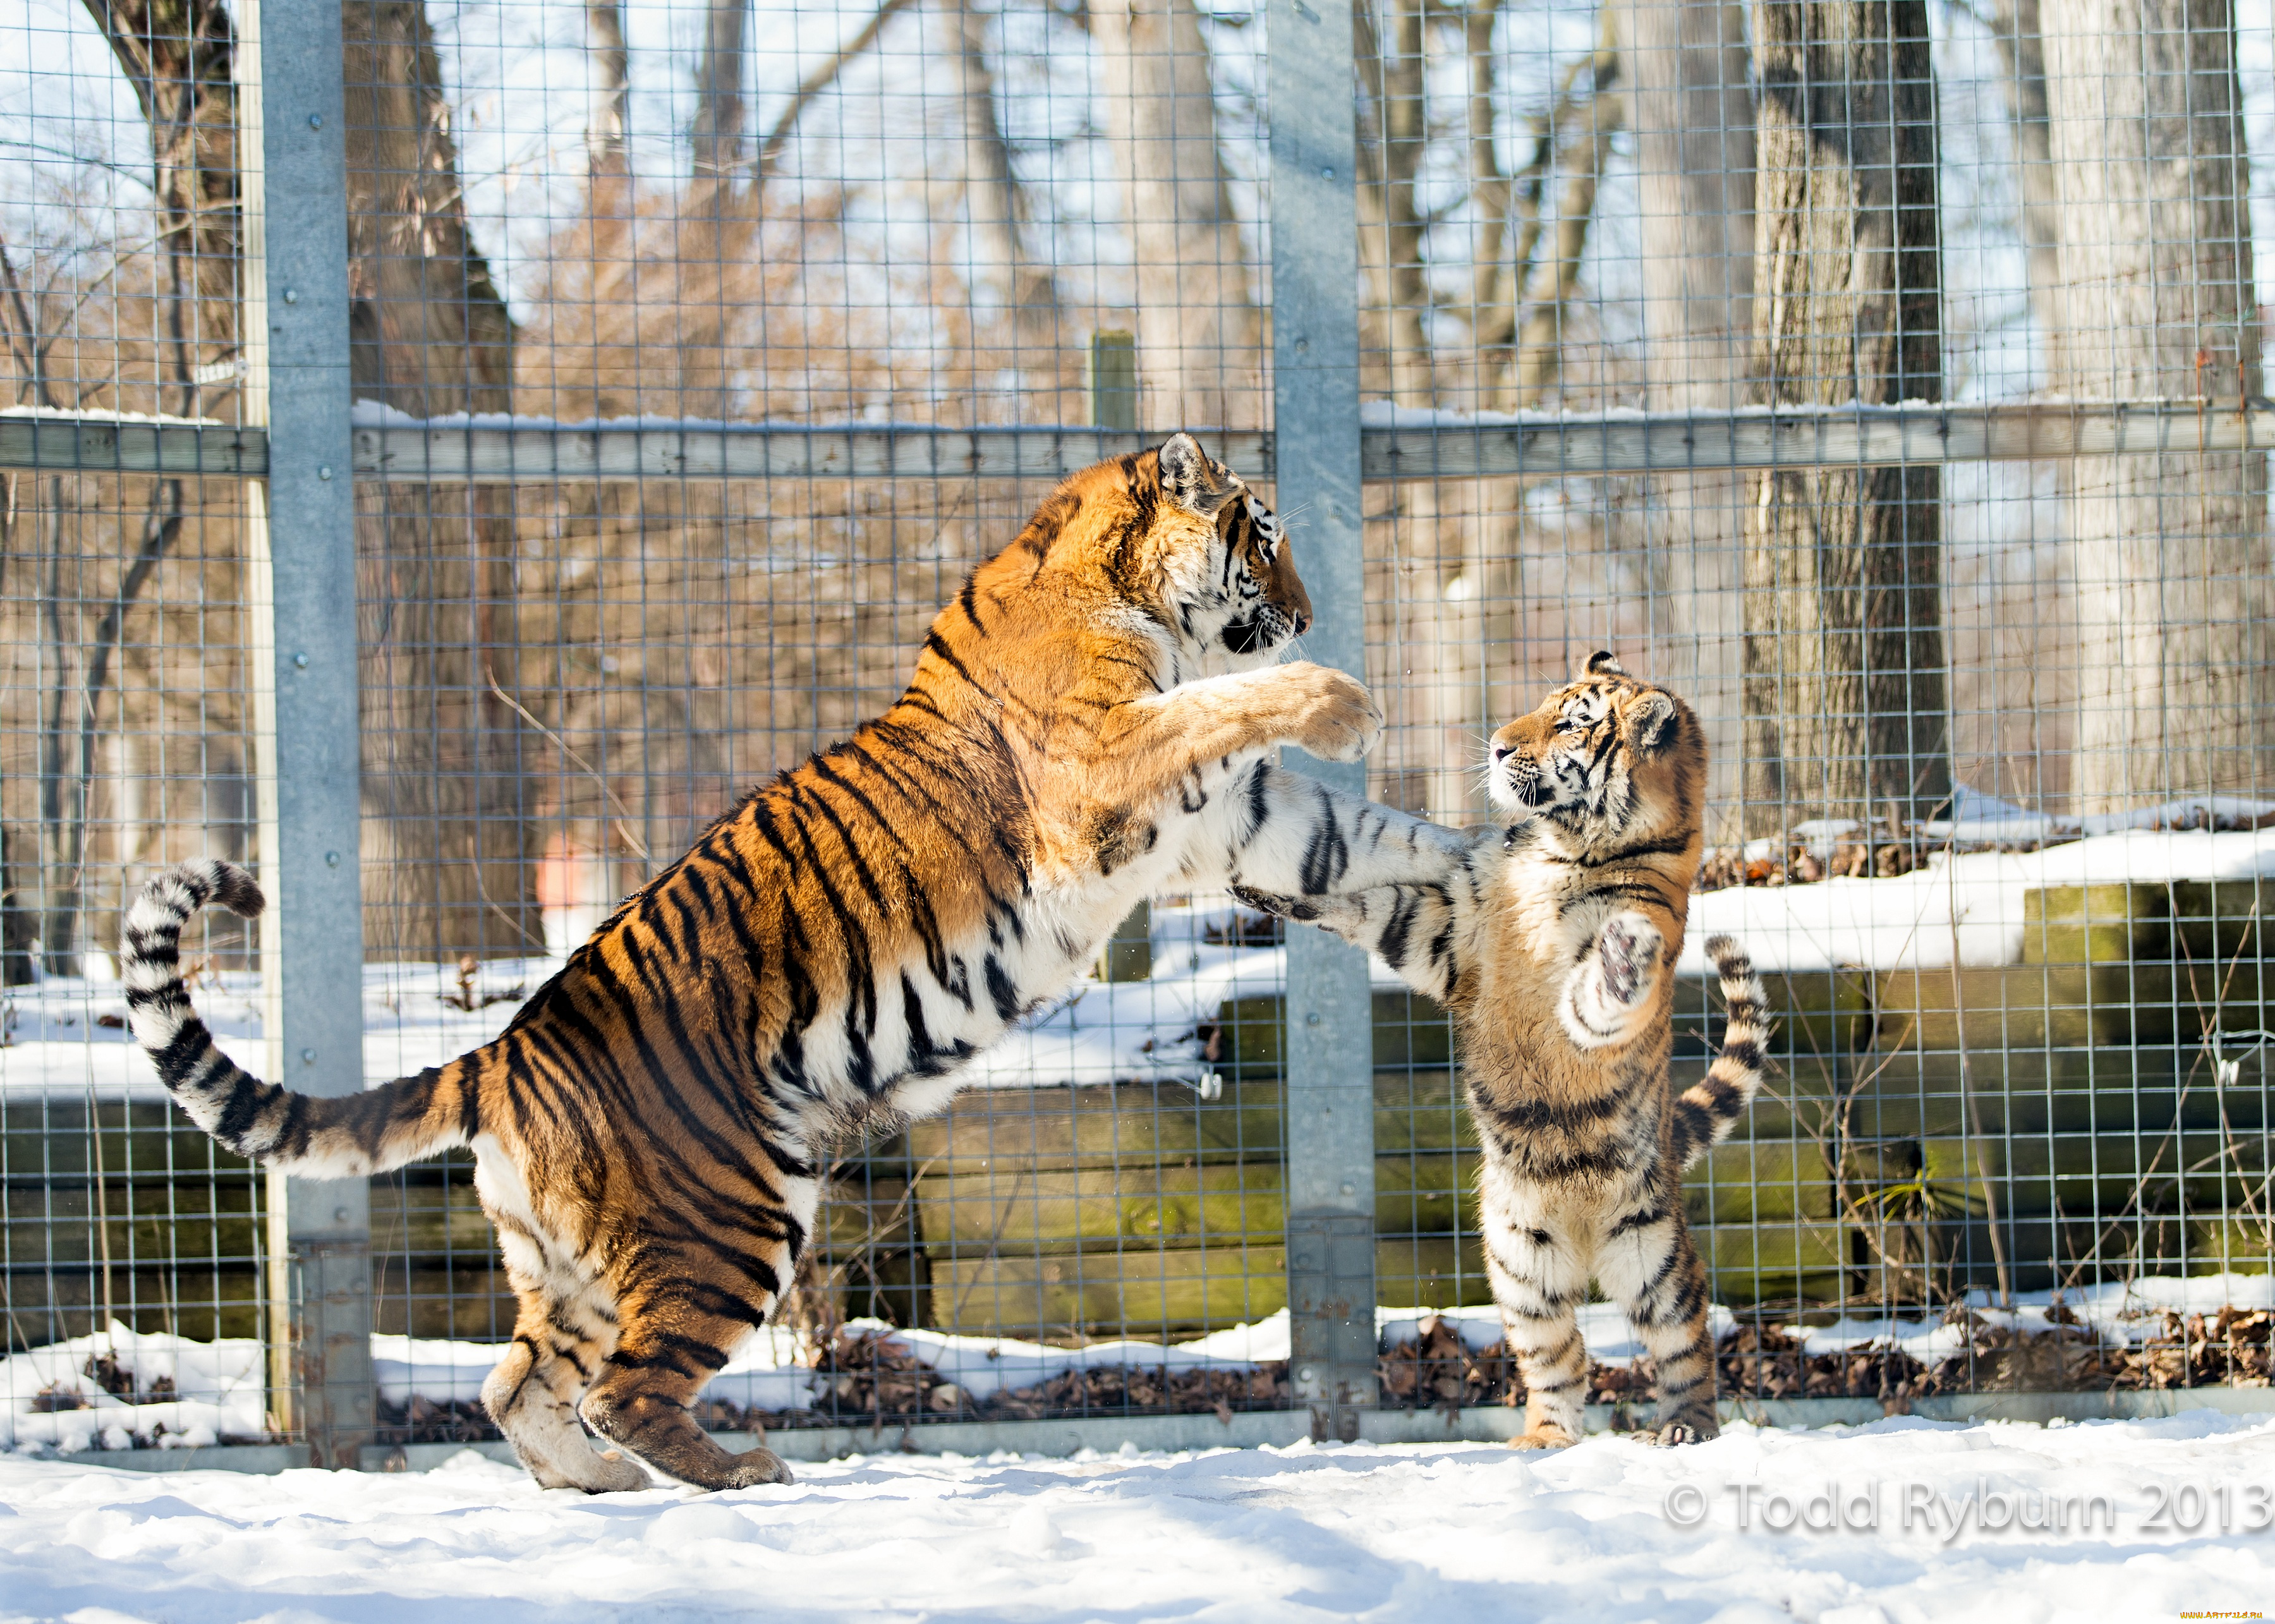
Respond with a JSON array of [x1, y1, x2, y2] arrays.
[[121, 434, 1467, 1493]]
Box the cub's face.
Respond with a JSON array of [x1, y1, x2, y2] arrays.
[[1488, 651, 1694, 835], [1154, 433, 1311, 665]]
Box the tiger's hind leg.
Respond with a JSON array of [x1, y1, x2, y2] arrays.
[[1481, 1177, 1593, 1450], [579, 1294, 794, 1492], [482, 1289, 650, 1493], [1595, 1198, 1719, 1445]]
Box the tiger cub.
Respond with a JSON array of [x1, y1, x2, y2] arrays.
[[123, 435, 1471, 1493], [1237, 652, 1769, 1446]]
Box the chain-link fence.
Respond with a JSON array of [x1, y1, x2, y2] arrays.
[[3, 0, 2272, 1467]]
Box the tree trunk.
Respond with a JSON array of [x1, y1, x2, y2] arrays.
[[82, 0, 242, 399], [943, 0, 1060, 340], [53, 0, 235, 970], [1089, 0, 1264, 429], [2042, 0, 2274, 814], [1988, 0, 2062, 371], [585, 0, 631, 176], [1620, 0, 1751, 840], [692, 0, 750, 182], [343, 0, 534, 960], [1742, 0, 1950, 839], [1355, 0, 1432, 408]]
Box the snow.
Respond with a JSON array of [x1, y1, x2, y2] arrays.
[[3, 1415, 2272, 1621], [1682, 823, 2275, 974], [0, 1324, 264, 1455]]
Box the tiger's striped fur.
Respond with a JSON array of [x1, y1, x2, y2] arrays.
[[124, 434, 1470, 1493], [1236, 652, 1769, 1447]]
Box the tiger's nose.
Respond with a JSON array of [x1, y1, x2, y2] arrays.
[[1491, 743, 1512, 763], [1291, 608, 1311, 634]]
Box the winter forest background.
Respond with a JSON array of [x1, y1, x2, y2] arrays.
[[5, 0, 2275, 971]]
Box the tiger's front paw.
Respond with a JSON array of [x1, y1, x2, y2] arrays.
[[1278, 664, 1384, 763], [1230, 884, 1311, 921], [1595, 911, 1665, 1008]]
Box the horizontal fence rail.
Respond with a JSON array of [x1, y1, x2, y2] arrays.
[[11, 401, 2275, 482]]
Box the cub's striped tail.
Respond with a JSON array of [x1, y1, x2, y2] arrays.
[[123, 860, 480, 1177], [1672, 933, 1771, 1170]]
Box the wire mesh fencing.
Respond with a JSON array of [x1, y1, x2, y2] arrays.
[[4, 0, 2274, 1464]]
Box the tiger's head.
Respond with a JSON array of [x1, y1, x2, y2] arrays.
[[1488, 652, 1704, 842], [1014, 432, 1310, 670]]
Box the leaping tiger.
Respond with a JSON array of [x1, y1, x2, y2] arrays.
[[121, 434, 1469, 1493]]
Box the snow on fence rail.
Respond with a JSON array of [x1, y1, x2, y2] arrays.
[[9, 400, 2275, 482]]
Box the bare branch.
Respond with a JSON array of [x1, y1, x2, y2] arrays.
[[756, 0, 925, 186]]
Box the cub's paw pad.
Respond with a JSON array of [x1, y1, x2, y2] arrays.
[[1596, 913, 1664, 1006], [1648, 1421, 1715, 1448]]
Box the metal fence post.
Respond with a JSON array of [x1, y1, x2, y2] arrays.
[[1269, 0, 1375, 1441], [240, 0, 369, 1468]]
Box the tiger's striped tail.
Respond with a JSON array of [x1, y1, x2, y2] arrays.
[[1671, 933, 1771, 1170], [123, 860, 479, 1177]]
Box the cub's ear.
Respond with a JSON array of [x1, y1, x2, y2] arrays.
[[1582, 650, 1625, 677], [1629, 691, 1680, 755], [1158, 432, 1234, 516]]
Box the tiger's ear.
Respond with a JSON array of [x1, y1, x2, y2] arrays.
[[1158, 432, 1234, 516], [1629, 691, 1680, 755], [1582, 650, 1625, 677]]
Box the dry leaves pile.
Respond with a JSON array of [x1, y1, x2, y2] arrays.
[[370, 1305, 2275, 1444], [1696, 842, 1920, 890]]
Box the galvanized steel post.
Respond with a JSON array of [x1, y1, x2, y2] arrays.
[[1270, 0, 1375, 1441], [240, 0, 369, 1467]]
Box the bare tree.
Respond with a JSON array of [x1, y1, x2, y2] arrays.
[[343, 0, 533, 960], [943, 0, 1061, 342], [1742, 0, 1950, 837], [2041, 0, 2274, 814], [1089, 0, 1263, 429], [36, 0, 241, 972], [1619, 0, 1752, 837], [585, 0, 631, 176], [1987, 0, 2061, 370], [1356, 0, 1434, 408], [693, 0, 751, 183]]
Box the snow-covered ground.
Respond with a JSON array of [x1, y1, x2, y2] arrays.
[[3, 1414, 2272, 1621]]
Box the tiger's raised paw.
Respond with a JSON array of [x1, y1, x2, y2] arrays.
[[1230, 885, 1314, 921], [1278, 664, 1385, 764], [1648, 1421, 1716, 1448], [1596, 911, 1665, 1007]]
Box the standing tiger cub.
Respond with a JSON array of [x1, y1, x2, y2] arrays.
[[123, 435, 1470, 1493], [1237, 653, 1769, 1446]]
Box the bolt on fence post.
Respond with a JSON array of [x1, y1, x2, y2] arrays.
[[1268, 0, 1375, 1441], [239, 0, 369, 1468]]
